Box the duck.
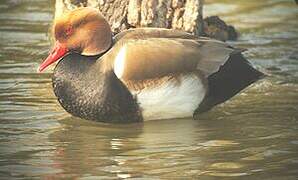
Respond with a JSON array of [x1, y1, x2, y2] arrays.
[[38, 7, 264, 123]]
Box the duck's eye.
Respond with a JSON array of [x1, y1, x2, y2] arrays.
[[65, 26, 73, 36]]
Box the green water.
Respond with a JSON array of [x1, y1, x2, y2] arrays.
[[0, 0, 298, 179]]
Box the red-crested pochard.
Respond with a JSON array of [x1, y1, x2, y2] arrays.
[[39, 7, 264, 123]]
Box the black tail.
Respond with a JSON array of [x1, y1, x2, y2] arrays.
[[197, 53, 265, 113]]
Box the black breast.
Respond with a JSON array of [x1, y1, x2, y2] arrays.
[[52, 53, 142, 123]]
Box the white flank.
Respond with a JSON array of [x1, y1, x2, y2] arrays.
[[114, 45, 126, 78], [132, 74, 207, 121]]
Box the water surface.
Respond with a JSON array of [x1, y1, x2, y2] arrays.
[[0, 0, 298, 179]]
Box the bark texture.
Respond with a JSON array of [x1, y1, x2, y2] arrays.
[[55, 0, 204, 35]]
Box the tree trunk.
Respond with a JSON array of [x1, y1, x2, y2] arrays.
[[55, 0, 204, 36]]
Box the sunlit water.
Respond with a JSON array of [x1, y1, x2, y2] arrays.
[[0, 0, 297, 179]]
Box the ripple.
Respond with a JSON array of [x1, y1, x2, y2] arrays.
[[210, 162, 244, 169], [197, 140, 239, 147]]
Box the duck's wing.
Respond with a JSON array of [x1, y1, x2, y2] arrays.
[[105, 28, 239, 81], [113, 28, 197, 41]]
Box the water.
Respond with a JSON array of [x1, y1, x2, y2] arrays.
[[0, 0, 297, 179]]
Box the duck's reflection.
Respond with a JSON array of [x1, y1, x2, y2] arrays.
[[49, 116, 249, 178]]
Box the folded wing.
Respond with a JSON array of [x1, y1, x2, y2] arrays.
[[106, 28, 238, 81]]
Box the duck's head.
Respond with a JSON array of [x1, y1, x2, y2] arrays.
[[38, 7, 112, 72]]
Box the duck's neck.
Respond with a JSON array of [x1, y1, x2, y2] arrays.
[[52, 53, 142, 123]]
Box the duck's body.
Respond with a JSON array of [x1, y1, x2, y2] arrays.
[[52, 28, 263, 122], [39, 8, 264, 123]]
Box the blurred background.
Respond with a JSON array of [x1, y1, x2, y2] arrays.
[[0, 0, 297, 179]]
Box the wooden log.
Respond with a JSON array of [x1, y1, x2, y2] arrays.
[[55, 0, 204, 36]]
